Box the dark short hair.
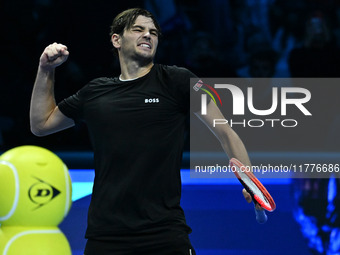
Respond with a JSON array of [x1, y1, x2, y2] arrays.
[[109, 8, 161, 54]]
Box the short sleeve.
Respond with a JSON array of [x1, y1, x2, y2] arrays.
[[57, 89, 84, 121], [159, 65, 203, 113], [57, 79, 101, 121]]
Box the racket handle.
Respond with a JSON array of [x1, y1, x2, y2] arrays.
[[254, 206, 267, 224]]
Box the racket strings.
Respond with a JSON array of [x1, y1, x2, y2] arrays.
[[230, 159, 276, 212], [237, 169, 270, 208]]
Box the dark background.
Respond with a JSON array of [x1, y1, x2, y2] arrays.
[[1, 0, 340, 152]]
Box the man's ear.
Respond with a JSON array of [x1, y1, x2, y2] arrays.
[[111, 34, 121, 50]]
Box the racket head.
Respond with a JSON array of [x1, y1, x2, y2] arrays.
[[229, 158, 276, 212]]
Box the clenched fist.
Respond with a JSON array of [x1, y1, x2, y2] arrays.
[[39, 43, 69, 71]]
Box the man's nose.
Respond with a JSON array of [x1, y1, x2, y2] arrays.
[[143, 31, 151, 39]]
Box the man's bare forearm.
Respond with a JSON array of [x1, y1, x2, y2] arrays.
[[218, 127, 251, 167], [195, 100, 251, 166], [30, 67, 57, 136], [30, 43, 72, 136]]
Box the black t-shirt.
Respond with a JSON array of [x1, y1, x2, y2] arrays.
[[58, 64, 198, 243]]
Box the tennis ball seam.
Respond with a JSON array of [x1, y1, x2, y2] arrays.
[[0, 161, 19, 222], [3, 229, 62, 255]]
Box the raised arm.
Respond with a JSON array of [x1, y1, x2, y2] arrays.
[[30, 43, 75, 136], [195, 99, 251, 166]]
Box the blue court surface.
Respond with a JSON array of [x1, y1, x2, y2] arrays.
[[60, 168, 311, 255], [58, 151, 340, 255]]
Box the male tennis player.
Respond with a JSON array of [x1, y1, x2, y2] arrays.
[[30, 8, 253, 255]]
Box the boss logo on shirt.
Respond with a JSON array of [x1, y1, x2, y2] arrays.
[[145, 98, 159, 103]]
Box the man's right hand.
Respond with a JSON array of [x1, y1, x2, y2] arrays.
[[39, 43, 69, 71]]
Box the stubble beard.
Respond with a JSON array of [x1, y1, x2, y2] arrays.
[[132, 50, 155, 66]]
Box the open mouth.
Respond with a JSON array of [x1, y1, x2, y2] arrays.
[[138, 43, 151, 49]]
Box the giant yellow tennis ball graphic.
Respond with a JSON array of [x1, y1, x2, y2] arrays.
[[0, 226, 71, 255], [0, 146, 72, 226]]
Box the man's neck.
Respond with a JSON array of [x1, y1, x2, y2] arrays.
[[119, 58, 154, 80]]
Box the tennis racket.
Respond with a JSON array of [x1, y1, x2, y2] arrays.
[[229, 158, 276, 224]]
